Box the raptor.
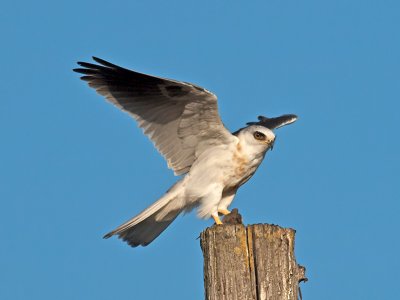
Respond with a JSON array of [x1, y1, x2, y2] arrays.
[[74, 57, 297, 247]]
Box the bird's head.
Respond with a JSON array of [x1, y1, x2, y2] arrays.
[[237, 125, 276, 153]]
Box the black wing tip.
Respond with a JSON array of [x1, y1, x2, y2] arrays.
[[74, 57, 123, 79], [92, 56, 122, 69], [103, 232, 113, 239], [74, 57, 112, 69], [258, 114, 298, 120], [76, 61, 94, 69], [72, 68, 94, 82], [92, 56, 106, 65], [247, 113, 299, 129], [284, 113, 298, 120], [72, 68, 96, 74]]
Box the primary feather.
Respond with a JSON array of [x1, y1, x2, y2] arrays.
[[74, 57, 233, 175]]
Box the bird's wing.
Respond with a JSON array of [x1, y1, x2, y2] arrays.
[[246, 114, 298, 129], [74, 57, 235, 175]]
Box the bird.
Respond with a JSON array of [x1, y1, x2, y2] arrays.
[[73, 57, 297, 247]]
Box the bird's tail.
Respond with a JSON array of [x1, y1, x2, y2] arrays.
[[103, 182, 185, 247]]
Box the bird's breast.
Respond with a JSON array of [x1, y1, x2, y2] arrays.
[[224, 142, 263, 188], [185, 141, 265, 194], [232, 144, 249, 178]]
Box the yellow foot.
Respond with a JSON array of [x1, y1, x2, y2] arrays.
[[212, 213, 223, 225], [218, 209, 231, 216]]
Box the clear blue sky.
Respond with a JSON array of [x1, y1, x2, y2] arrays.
[[1, 1, 399, 299]]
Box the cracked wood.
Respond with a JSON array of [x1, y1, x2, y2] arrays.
[[200, 211, 306, 300]]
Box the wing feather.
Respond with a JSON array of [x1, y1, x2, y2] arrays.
[[74, 57, 235, 175], [246, 114, 298, 129]]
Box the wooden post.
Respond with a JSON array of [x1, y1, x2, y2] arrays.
[[200, 209, 307, 300]]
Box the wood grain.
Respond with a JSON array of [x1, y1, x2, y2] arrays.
[[200, 211, 306, 300]]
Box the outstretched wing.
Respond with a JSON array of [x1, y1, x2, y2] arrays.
[[74, 57, 235, 175], [246, 114, 298, 129]]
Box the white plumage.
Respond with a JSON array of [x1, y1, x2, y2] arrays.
[[74, 57, 297, 247]]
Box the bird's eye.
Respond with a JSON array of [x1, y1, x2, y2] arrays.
[[253, 131, 266, 141]]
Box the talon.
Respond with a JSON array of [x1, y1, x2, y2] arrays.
[[218, 209, 231, 216], [212, 213, 223, 225]]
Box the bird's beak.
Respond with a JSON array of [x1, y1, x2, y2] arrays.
[[269, 137, 276, 151]]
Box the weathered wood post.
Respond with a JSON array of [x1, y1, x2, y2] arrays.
[[200, 209, 307, 300]]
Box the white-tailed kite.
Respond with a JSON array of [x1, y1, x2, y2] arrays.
[[74, 57, 297, 247]]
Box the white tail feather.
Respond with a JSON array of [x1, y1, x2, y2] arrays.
[[103, 180, 185, 247]]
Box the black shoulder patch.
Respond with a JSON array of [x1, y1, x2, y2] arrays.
[[165, 85, 189, 97]]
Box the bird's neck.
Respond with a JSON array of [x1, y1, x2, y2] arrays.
[[236, 140, 268, 164]]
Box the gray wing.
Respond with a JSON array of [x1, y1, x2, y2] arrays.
[[246, 114, 298, 129], [74, 57, 234, 175]]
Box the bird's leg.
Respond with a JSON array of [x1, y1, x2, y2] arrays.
[[212, 212, 223, 225], [197, 183, 225, 225], [218, 208, 231, 215], [217, 191, 236, 217]]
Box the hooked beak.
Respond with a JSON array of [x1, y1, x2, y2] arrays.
[[269, 136, 276, 150]]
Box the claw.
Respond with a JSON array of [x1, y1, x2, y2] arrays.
[[212, 213, 223, 225], [218, 209, 231, 216]]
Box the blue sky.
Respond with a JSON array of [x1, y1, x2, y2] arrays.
[[1, 0, 399, 299]]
